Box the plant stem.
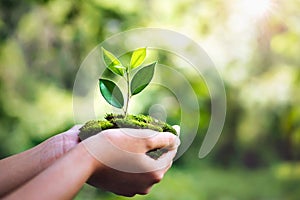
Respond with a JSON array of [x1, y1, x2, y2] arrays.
[[124, 71, 130, 117]]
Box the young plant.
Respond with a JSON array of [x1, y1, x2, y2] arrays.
[[79, 47, 177, 159], [99, 47, 156, 116]]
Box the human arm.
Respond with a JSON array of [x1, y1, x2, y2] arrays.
[[3, 128, 179, 199], [0, 125, 81, 197], [4, 142, 96, 200]]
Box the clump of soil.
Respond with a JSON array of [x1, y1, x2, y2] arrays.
[[78, 113, 177, 159]]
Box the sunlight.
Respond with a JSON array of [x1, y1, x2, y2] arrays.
[[239, 0, 273, 19]]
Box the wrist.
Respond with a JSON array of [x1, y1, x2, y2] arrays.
[[76, 143, 103, 175], [37, 132, 79, 171]]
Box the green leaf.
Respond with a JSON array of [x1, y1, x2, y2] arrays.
[[130, 47, 146, 69], [102, 47, 126, 76], [99, 79, 124, 108], [130, 62, 156, 96]]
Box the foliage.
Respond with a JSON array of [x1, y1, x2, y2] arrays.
[[100, 47, 155, 115]]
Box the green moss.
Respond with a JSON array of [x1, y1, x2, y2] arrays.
[[78, 120, 114, 140], [79, 113, 177, 141]]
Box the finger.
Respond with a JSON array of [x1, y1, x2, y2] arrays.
[[114, 128, 159, 139], [161, 146, 178, 160], [83, 131, 177, 173], [153, 133, 180, 151], [162, 162, 173, 174], [146, 132, 177, 150], [102, 128, 178, 151]]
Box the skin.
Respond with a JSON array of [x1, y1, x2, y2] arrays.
[[0, 125, 179, 199], [0, 125, 81, 197]]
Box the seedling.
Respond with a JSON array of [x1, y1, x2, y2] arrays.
[[79, 47, 177, 159], [99, 47, 155, 116]]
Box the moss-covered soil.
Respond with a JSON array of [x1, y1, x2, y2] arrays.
[[78, 113, 177, 160]]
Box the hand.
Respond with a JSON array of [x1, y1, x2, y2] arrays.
[[1, 126, 180, 199], [82, 128, 180, 197], [38, 125, 180, 197], [39, 125, 81, 170]]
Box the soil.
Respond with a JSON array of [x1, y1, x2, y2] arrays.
[[78, 113, 178, 159]]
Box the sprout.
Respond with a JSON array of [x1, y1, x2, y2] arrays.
[[99, 47, 156, 116]]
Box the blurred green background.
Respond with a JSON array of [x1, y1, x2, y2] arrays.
[[1, 0, 300, 199]]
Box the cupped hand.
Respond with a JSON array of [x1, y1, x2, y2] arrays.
[[43, 125, 180, 197], [82, 128, 180, 197]]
